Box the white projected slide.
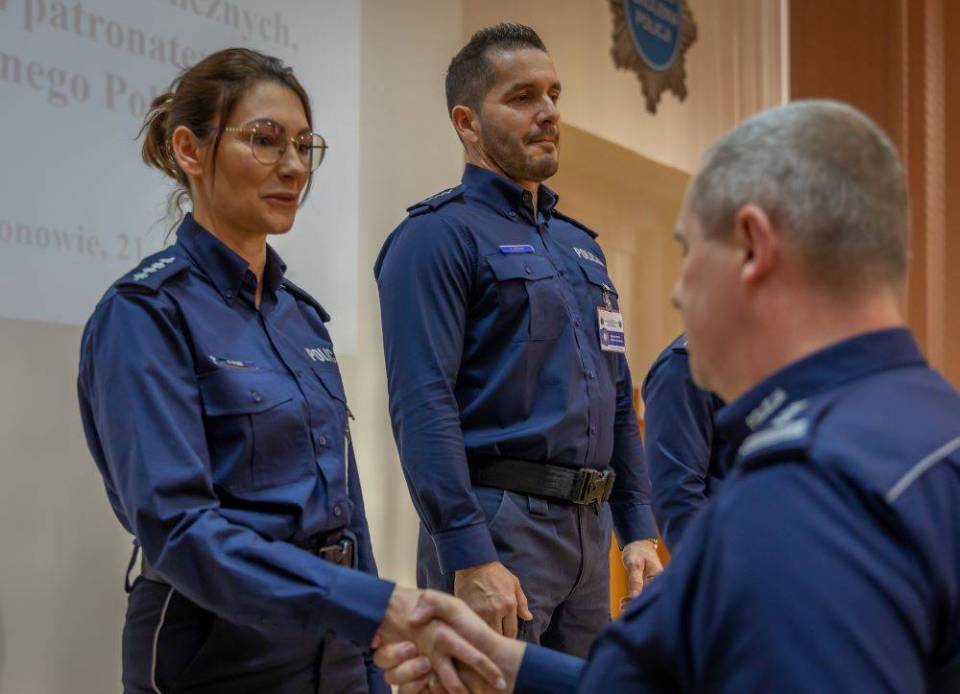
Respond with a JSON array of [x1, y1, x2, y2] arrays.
[[0, 0, 360, 351]]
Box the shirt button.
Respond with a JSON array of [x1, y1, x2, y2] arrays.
[[575, 318, 582, 328], [225, 290, 233, 301], [524, 265, 532, 275], [317, 435, 327, 447], [333, 504, 343, 517], [508, 211, 517, 219], [251, 390, 262, 403], [590, 424, 597, 434], [586, 371, 596, 380]]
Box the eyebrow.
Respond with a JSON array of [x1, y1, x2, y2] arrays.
[[504, 80, 562, 94]]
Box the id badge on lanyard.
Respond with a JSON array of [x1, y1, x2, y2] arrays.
[[597, 289, 626, 353]]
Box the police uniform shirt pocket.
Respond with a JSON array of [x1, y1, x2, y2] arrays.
[[577, 260, 620, 310], [198, 369, 313, 490], [486, 253, 567, 342]]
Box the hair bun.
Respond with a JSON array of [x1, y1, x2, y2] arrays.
[[140, 91, 178, 180]]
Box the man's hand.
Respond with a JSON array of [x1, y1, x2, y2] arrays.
[[622, 539, 663, 600], [376, 586, 506, 693], [454, 561, 532, 638], [375, 590, 527, 693]]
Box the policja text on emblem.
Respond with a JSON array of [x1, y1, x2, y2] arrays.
[[609, 0, 697, 114]]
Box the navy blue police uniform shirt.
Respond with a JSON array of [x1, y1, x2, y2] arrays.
[[641, 335, 725, 550], [514, 328, 960, 692], [374, 164, 656, 574], [77, 213, 394, 646]]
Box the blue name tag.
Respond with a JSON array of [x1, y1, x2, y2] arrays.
[[499, 244, 535, 254]]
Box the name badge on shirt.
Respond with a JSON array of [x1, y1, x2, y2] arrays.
[[499, 244, 535, 254], [598, 308, 626, 353]]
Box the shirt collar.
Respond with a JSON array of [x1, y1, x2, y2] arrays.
[[175, 213, 287, 304], [715, 328, 925, 457], [461, 163, 558, 223]]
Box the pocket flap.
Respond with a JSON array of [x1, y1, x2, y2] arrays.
[[578, 262, 618, 294], [199, 369, 296, 416], [487, 253, 556, 282], [312, 364, 348, 403]]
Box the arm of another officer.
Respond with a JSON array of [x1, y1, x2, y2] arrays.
[[375, 215, 496, 573], [376, 215, 530, 635], [78, 291, 393, 645], [640, 349, 715, 550], [609, 355, 662, 594]]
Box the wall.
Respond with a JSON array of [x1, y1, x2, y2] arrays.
[[789, 0, 960, 387]]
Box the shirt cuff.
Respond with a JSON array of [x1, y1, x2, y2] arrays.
[[431, 522, 498, 574], [321, 564, 395, 646], [610, 501, 658, 547], [515, 644, 584, 694]]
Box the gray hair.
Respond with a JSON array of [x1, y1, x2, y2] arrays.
[[689, 100, 909, 290]]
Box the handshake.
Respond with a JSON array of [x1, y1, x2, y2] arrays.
[[373, 541, 661, 692], [374, 586, 530, 694]]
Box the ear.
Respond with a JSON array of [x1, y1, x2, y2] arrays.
[[734, 204, 777, 286], [170, 125, 206, 179], [450, 105, 481, 146]]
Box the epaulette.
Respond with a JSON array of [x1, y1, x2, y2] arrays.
[[736, 399, 815, 471], [551, 209, 598, 239], [115, 251, 189, 294], [406, 185, 465, 217], [281, 278, 331, 322]]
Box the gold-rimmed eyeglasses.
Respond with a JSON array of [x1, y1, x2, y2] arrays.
[[223, 120, 328, 172]]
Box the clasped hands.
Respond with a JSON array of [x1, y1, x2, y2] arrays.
[[374, 560, 530, 693], [375, 585, 525, 693]]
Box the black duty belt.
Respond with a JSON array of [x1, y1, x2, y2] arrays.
[[468, 455, 615, 506], [137, 532, 356, 585]]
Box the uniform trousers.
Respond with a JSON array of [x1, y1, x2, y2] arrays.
[[417, 486, 613, 658], [122, 575, 374, 693]]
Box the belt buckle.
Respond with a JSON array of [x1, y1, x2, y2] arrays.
[[575, 468, 610, 505]]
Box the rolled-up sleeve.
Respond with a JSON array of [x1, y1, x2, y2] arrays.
[[78, 291, 393, 646]]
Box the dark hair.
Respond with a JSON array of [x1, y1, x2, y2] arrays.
[[445, 23, 547, 114], [140, 47, 313, 226]]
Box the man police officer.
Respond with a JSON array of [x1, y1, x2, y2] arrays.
[[374, 23, 662, 656]]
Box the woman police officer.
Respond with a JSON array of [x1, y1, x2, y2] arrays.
[[75, 48, 492, 694]]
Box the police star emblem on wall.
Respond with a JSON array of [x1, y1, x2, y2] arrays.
[[609, 0, 697, 114]]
